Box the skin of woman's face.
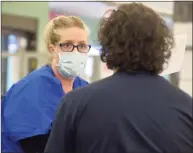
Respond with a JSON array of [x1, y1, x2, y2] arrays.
[[50, 27, 88, 63]]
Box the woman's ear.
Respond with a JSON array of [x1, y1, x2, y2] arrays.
[[48, 45, 55, 54], [49, 45, 57, 59]]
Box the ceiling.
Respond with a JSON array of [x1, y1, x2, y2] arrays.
[[49, 0, 175, 18], [48, 1, 115, 18]]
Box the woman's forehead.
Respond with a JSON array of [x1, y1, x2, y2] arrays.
[[58, 27, 88, 43]]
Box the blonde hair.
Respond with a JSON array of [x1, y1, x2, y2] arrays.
[[44, 15, 88, 50]]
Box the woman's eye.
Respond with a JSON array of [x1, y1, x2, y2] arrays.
[[63, 43, 71, 48], [79, 44, 87, 48]]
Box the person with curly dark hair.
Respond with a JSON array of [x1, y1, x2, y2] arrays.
[[99, 3, 174, 74], [45, 3, 193, 153]]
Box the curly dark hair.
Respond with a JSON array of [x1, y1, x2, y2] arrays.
[[98, 3, 174, 74]]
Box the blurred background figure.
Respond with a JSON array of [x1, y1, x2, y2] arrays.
[[1, 1, 192, 96]]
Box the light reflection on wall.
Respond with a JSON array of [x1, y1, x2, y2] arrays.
[[85, 57, 93, 78], [7, 35, 20, 91], [83, 47, 100, 82]]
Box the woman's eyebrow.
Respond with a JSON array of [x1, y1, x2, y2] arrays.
[[60, 40, 73, 43], [78, 41, 87, 44], [60, 40, 87, 44]]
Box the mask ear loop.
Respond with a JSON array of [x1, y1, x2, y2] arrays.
[[54, 50, 60, 67]]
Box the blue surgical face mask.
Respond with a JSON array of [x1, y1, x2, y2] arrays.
[[56, 51, 88, 79]]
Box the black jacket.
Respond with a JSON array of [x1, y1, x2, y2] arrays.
[[45, 71, 193, 153]]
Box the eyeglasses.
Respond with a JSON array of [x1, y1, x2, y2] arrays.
[[57, 43, 91, 53]]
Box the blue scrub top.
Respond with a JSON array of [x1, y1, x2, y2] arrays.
[[1, 65, 88, 152]]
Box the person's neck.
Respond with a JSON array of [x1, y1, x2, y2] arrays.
[[51, 61, 75, 93]]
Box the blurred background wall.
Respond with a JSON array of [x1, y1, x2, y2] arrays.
[[2, 2, 49, 50], [173, 2, 192, 96], [2, 2, 49, 93], [1, 1, 192, 97]]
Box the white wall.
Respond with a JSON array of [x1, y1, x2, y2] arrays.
[[174, 23, 192, 46], [174, 22, 192, 96], [180, 51, 192, 96]]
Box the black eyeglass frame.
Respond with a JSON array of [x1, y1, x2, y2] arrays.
[[56, 43, 91, 53]]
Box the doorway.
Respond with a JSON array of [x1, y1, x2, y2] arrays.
[[1, 28, 37, 95]]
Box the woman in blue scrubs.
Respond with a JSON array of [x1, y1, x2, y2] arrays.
[[1, 15, 91, 153]]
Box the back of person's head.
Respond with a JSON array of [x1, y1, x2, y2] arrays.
[[98, 3, 174, 74], [44, 15, 88, 50]]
